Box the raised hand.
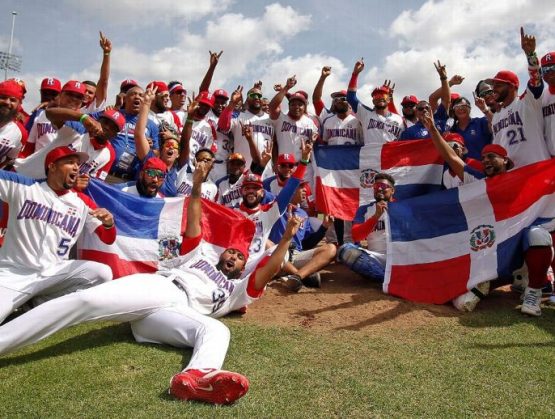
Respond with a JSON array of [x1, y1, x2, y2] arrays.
[[353, 58, 365, 75], [449, 75, 465, 86], [321, 66, 331, 78], [284, 76, 297, 91], [260, 140, 273, 167], [520, 26, 536, 55], [90, 207, 114, 228], [434, 60, 447, 80], [231, 85, 243, 106], [99, 31, 112, 54], [209, 50, 223, 66], [143, 86, 157, 105], [383, 79, 395, 95]]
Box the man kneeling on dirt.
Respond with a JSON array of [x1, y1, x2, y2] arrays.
[[269, 180, 336, 291], [336, 173, 395, 284]]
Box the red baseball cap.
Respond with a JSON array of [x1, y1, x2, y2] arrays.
[[401, 95, 418, 105], [450, 92, 461, 101], [45, 146, 88, 169], [62, 80, 86, 96], [491, 70, 519, 89], [100, 109, 126, 132], [331, 89, 347, 98], [40, 78, 62, 93], [147, 81, 169, 94], [8, 78, 26, 95], [481, 144, 514, 169], [142, 157, 168, 173], [443, 132, 465, 146], [371, 86, 389, 97], [242, 173, 263, 188], [120, 79, 139, 91], [288, 92, 307, 104], [213, 89, 229, 99], [228, 153, 246, 162], [277, 153, 297, 165], [169, 83, 186, 94], [541, 52, 555, 67], [197, 91, 215, 108], [0, 80, 25, 100]]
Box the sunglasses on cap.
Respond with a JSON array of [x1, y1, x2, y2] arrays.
[[144, 169, 166, 179], [542, 64, 555, 75], [373, 182, 392, 192], [248, 93, 262, 99]]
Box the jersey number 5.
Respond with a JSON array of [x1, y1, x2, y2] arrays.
[[57, 238, 71, 256]]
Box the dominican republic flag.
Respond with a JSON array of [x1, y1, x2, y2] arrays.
[[383, 158, 555, 304], [313, 140, 444, 220], [79, 179, 255, 279]]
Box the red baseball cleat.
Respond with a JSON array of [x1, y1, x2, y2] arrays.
[[169, 368, 249, 405]]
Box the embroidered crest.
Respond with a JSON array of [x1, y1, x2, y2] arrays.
[[158, 235, 181, 261], [470, 225, 495, 251], [360, 168, 378, 189]]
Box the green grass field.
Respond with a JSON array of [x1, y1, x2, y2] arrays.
[[1, 303, 554, 418]]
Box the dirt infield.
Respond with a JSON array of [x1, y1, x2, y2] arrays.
[[243, 262, 518, 333]]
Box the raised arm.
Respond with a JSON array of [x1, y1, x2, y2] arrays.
[[252, 213, 303, 291], [422, 109, 465, 180], [45, 107, 102, 138], [269, 75, 297, 120], [347, 59, 364, 113], [312, 66, 331, 116], [218, 86, 242, 133], [94, 31, 111, 108], [521, 26, 543, 96], [177, 100, 197, 169], [428, 61, 451, 113], [185, 160, 210, 238], [198, 50, 222, 93], [134, 86, 156, 161]]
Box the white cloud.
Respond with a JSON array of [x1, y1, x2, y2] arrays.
[[64, 0, 233, 25]]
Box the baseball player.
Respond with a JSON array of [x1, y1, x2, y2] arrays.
[[541, 51, 555, 155], [0, 80, 27, 170], [175, 149, 218, 200], [490, 27, 550, 168], [216, 153, 248, 208], [0, 145, 116, 324], [424, 110, 553, 316], [117, 157, 168, 198], [218, 86, 275, 170], [0, 159, 303, 405], [80, 32, 111, 114], [24, 77, 62, 133], [347, 60, 404, 145]]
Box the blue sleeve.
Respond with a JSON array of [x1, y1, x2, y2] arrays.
[[147, 121, 160, 150], [276, 176, 300, 214], [346, 90, 359, 113], [434, 104, 448, 121], [65, 121, 87, 134], [263, 176, 275, 192], [25, 109, 40, 132]]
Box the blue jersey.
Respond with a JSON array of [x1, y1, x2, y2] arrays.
[[451, 117, 492, 160]]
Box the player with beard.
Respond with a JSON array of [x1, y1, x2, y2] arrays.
[[0, 80, 27, 169], [118, 157, 167, 198], [400, 95, 419, 129], [347, 59, 404, 145], [489, 27, 550, 168], [108, 86, 160, 183], [0, 145, 116, 324], [218, 86, 275, 170], [337, 172, 396, 283], [0, 157, 304, 405], [168, 81, 187, 125], [234, 140, 312, 269]]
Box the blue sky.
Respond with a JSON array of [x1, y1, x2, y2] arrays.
[[1, 0, 554, 114]]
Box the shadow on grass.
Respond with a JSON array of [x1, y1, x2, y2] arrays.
[[0, 323, 194, 368]]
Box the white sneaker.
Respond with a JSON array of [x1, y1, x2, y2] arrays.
[[510, 267, 528, 293], [521, 287, 542, 317], [452, 281, 490, 312]]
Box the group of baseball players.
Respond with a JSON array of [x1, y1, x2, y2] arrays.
[[0, 26, 554, 405]]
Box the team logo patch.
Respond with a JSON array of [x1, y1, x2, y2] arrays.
[[360, 168, 378, 189], [469, 225, 495, 251], [158, 235, 181, 260]]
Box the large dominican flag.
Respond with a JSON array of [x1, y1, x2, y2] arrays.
[[383, 158, 555, 304], [313, 140, 444, 220], [79, 179, 255, 278]]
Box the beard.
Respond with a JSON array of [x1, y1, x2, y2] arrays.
[[216, 260, 242, 279], [0, 106, 17, 124]]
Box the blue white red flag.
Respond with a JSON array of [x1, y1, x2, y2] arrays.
[[79, 179, 255, 279], [383, 159, 555, 304], [313, 140, 444, 220]]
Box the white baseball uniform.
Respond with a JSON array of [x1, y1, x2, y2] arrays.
[[25, 110, 59, 153], [272, 113, 317, 161], [0, 120, 26, 168], [0, 170, 113, 322], [356, 106, 404, 146], [186, 118, 217, 169], [216, 173, 245, 208], [320, 113, 363, 145], [207, 110, 234, 182], [175, 168, 218, 201], [0, 234, 266, 372], [492, 85, 550, 168], [542, 85, 555, 156]]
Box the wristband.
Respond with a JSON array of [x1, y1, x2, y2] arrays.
[[79, 114, 89, 123], [104, 52, 110, 56], [104, 223, 114, 229], [185, 118, 194, 125], [300, 158, 310, 165]]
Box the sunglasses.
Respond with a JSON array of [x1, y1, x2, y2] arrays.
[[279, 163, 296, 169], [144, 169, 166, 179], [373, 182, 392, 192], [163, 142, 179, 150], [542, 64, 555, 75], [453, 103, 470, 109], [402, 103, 416, 108], [248, 93, 263, 99], [478, 89, 494, 98]]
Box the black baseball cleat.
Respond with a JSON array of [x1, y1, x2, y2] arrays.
[[302, 272, 321, 288]]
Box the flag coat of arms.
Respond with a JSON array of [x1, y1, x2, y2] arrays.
[[79, 179, 255, 278], [313, 140, 444, 220], [383, 159, 555, 304]]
